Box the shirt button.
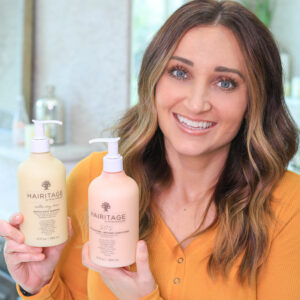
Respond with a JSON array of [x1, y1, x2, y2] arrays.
[[177, 257, 184, 264], [173, 277, 181, 284]]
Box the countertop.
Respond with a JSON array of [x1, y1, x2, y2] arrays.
[[0, 129, 92, 163]]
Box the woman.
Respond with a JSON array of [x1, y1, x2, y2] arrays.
[[1, 0, 299, 299]]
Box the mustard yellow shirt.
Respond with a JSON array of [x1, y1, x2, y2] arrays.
[[17, 152, 300, 299]]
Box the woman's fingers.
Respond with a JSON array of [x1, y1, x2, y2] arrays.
[[0, 220, 24, 243], [81, 242, 109, 274], [7, 252, 45, 265], [82, 241, 156, 299], [81, 242, 103, 273], [82, 242, 134, 281], [4, 239, 44, 266], [82, 242, 122, 277], [45, 216, 73, 255], [136, 240, 155, 289], [136, 240, 151, 275], [4, 239, 42, 254], [0, 213, 24, 243], [9, 213, 23, 227], [67, 217, 73, 239]]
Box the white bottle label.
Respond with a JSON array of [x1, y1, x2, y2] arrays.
[[26, 185, 63, 239], [90, 203, 128, 260], [19, 179, 68, 246], [89, 199, 138, 267]]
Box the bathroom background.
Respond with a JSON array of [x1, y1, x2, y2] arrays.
[[0, 0, 299, 298]]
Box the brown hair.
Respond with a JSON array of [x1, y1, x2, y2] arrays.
[[113, 0, 299, 285]]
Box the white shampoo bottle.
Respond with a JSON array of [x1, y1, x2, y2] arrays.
[[88, 138, 139, 267], [18, 120, 68, 247]]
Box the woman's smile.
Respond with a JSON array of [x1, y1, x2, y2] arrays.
[[173, 113, 217, 136]]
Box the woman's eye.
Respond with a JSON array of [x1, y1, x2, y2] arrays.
[[217, 79, 237, 90], [173, 69, 187, 79], [168, 67, 188, 80]]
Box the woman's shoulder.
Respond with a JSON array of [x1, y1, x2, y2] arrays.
[[66, 152, 107, 236], [272, 170, 300, 207], [270, 170, 300, 237], [66, 151, 106, 208], [68, 151, 107, 183]]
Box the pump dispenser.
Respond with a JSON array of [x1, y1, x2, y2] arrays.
[[89, 137, 122, 172], [31, 120, 62, 153], [17, 120, 68, 247], [88, 137, 139, 267]]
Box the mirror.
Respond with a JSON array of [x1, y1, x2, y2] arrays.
[[0, 0, 33, 129]]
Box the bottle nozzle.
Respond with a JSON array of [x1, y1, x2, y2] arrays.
[[89, 137, 122, 172], [89, 137, 120, 156], [32, 120, 62, 139], [31, 120, 63, 153]]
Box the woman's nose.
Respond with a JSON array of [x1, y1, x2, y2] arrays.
[[185, 82, 212, 113]]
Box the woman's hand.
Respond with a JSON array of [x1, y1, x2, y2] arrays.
[[0, 213, 72, 294], [82, 240, 156, 300]]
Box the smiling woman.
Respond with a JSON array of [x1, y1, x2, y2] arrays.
[[113, 0, 299, 297]]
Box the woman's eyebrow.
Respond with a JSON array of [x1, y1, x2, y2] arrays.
[[169, 57, 245, 81], [170, 56, 194, 66], [215, 66, 245, 81]]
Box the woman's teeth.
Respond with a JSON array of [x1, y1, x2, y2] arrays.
[[176, 114, 214, 129]]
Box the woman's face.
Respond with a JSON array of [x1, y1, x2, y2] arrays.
[[155, 25, 248, 159]]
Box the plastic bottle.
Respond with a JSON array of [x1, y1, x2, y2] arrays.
[[88, 137, 139, 267], [18, 120, 68, 247]]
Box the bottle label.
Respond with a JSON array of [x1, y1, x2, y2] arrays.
[[21, 180, 65, 242], [89, 200, 134, 263]]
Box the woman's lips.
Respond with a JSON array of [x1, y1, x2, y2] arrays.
[[173, 113, 217, 136]]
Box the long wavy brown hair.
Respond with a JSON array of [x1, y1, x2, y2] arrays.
[[112, 0, 298, 285]]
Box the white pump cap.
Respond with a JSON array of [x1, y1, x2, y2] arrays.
[[89, 137, 123, 172], [31, 120, 63, 153]]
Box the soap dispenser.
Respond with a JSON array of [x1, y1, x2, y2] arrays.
[[18, 120, 68, 247], [88, 137, 139, 267]]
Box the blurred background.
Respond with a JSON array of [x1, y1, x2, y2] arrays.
[[0, 0, 299, 298]]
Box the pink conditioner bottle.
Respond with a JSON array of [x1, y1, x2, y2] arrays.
[[88, 137, 139, 267]]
